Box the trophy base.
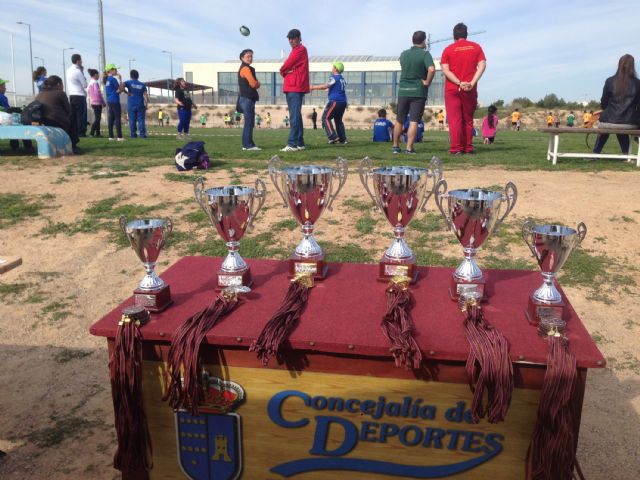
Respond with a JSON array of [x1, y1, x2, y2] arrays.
[[134, 284, 173, 313], [449, 275, 486, 301], [289, 253, 328, 279], [525, 295, 565, 326], [216, 268, 252, 290], [378, 257, 418, 283]]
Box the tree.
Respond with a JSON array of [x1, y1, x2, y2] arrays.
[[537, 93, 567, 109], [492, 99, 505, 107], [511, 97, 534, 108]]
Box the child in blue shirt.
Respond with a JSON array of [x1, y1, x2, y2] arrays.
[[123, 70, 148, 138], [402, 113, 424, 143], [310, 61, 348, 144], [373, 108, 394, 142], [103, 63, 125, 141]]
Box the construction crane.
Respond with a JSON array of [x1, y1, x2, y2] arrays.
[[427, 30, 487, 51]]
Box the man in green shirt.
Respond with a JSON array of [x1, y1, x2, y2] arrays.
[[393, 30, 435, 154], [566, 111, 575, 127]]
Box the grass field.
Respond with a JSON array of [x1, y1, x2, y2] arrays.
[[1, 127, 638, 172]]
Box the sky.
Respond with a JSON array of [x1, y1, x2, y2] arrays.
[[1, 0, 638, 104]]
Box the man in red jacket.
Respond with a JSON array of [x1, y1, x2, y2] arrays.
[[279, 28, 310, 151], [440, 22, 486, 155]]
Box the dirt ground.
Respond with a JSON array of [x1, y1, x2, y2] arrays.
[[0, 157, 639, 479]]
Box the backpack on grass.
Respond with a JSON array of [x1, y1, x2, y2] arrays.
[[175, 141, 210, 171]]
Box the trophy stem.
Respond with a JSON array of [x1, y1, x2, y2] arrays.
[[454, 247, 483, 282], [383, 226, 414, 260], [533, 272, 562, 304], [221, 241, 248, 273], [139, 262, 165, 291], [295, 223, 322, 258]]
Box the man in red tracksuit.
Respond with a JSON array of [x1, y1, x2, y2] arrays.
[[279, 28, 310, 151], [440, 23, 486, 155]]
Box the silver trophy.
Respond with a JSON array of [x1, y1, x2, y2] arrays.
[[119, 216, 174, 312], [435, 181, 518, 299], [194, 178, 266, 289], [522, 220, 587, 325], [359, 156, 443, 281], [268, 156, 347, 278]]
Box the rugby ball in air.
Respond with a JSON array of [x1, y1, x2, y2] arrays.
[[240, 25, 250, 37]]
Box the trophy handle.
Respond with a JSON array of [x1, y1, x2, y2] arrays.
[[498, 181, 518, 226], [119, 215, 129, 236], [434, 179, 452, 230], [419, 156, 443, 212], [248, 178, 267, 229], [327, 157, 348, 211], [165, 218, 174, 235], [521, 218, 538, 259], [193, 176, 207, 212], [358, 156, 380, 211], [576, 222, 587, 243], [268, 155, 288, 208]]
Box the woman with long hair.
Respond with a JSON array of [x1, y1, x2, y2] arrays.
[[482, 104, 499, 144], [32, 66, 47, 92], [35, 75, 80, 153], [593, 54, 640, 154], [87, 68, 106, 137], [174, 78, 196, 140], [103, 63, 125, 141]]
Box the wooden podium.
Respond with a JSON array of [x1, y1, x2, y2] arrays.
[[90, 257, 605, 480]]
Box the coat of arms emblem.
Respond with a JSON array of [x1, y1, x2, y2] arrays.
[[175, 373, 244, 480]]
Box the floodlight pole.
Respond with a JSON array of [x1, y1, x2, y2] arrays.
[[128, 59, 135, 71], [17, 22, 34, 96], [10, 34, 17, 105], [34, 56, 44, 67], [62, 47, 74, 91]]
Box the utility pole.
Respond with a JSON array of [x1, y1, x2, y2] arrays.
[[10, 34, 17, 105], [128, 59, 135, 71], [162, 50, 173, 97], [62, 47, 74, 91], [34, 56, 44, 67], [17, 22, 34, 96]]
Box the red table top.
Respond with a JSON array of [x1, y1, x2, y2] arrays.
[[89, 257, 605, 369]]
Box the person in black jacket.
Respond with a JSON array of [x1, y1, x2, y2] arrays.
[[174, 78, 196, 140], [36, 75, 80, 153], [593, 54, 640, 154], [237, 49, 261, 150]]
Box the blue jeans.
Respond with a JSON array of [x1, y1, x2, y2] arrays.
[[322, 100, 347, 142], [593, 133, 630, 154], [286, 92, 305, 147], [239, 97, 256, 148], [128, 104, 147, 138], [177, 109, 192, 133]]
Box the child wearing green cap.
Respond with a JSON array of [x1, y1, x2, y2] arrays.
[[310, 62, 348, 144]]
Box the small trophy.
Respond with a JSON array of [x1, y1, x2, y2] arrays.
[[522, 220, 587, 325], [435, 181, 517, 300], [194, 178, 266, 289], [359, 156, 442, 282], [120, 217, 173, 312], [269, 156, 347, 279]]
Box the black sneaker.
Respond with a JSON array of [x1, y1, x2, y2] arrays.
[[404, 149, 416, 154], [72, 146, 84, 155], [392, 146, 401, 154]]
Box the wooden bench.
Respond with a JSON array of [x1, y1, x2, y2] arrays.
[[0, 256, 22, 275], [539, 127, 640, 167], [0, 125, 72, 159]]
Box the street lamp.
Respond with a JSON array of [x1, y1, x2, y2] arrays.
[[62, 47, 74, 91], [128, 58, 136, 71], [161, 50, 174, 97], [34, 56, 44, 67], [16, 21, 34, 96]]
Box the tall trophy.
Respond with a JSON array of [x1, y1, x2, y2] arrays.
[[359, 157, 442, 282], [435, 181, 517, 300], [119, 217, 173, 312], [194, 178, 266, 289], [268, 156, 347, 278], [522, 220, 587, 325]]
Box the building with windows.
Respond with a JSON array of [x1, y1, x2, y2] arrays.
[[183, 55, 443, 106]]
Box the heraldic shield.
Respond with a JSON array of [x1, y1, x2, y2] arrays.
[[175, 374, 244, 480]]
